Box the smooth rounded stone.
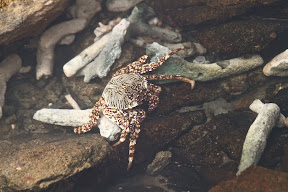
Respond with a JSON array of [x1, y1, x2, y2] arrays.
[[106, 0, 144, 12], [69, 0, 102, 20], [0, 0, 71, 46], [263, 49, 288, 76], [0, 133, 110, 191], [0, 54, 22, 119], [210, 166, 288, 192], [36, 18, 87, 80], [78, 19, 130, 82], [33, 108, 121, 141], [203, 98, 234, 119], [237, 99, 280, 176], [147, 42, 264, 82], [146, 151, 172, 176]]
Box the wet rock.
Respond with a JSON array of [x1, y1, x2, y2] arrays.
[[193, 19, 288, 57], [209, 166, 288, 192], [0, 133, 110, 191], [152, 0, 282, 28], [0, 0, 72, 46], [146, 151, 172, 176], [173, 111, 256, 183], [102, 161, 206, 192]]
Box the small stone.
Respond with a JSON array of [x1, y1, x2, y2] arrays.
[[106, 0, 144, 12], [203, 98, 234, 119], [263, 49, 288, 76], [146, 151, 172, 175]]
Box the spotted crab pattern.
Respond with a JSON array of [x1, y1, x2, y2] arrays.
[[74, 47, 195, 170]]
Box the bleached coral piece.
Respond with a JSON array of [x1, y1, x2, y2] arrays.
[[147, 42, 264, 82], [0, 54, 22, 118], [237, 99, 281, 176], [36, 19, 87, 80], [94, 17, 121, 41], [163, 42, 207, 58], [33, 108, 121, 141], [63, 32, 111, 77], [78, 19, 130, 82], [128, 6, 182, 43], [263, 49, 288, 76]]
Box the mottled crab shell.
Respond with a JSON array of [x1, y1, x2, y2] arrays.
[[103, 74, 148, 110]]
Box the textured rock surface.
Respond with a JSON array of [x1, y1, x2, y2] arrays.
[[209, 166, 288, 192], [0, 133, 110, 191], [152, 0, 281, 28], [0, 0, 72, 46]]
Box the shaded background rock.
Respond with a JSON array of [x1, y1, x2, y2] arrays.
[[0, 0, 72, 46]]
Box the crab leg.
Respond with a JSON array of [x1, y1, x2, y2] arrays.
[[113, 47, 184, 76], [113, 54, 151, 77], [127, 109, 146, 170], [143, 74, 195, 89], [74, 97, 105, 134]]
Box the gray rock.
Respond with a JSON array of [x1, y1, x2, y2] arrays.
[[203, 98, 234, 119], [146, 151, 172, 176], [237, 99, 281, 176], [0, 133, 110, 191], [106, 0, 144, 12], [147, 42, 264, 82], [78, 19, 130, 82], [263, 49, 288, 76]]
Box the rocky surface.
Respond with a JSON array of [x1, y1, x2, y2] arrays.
[[209, 166, 288, 192], [2, 0, 288, 191], [0, 0, 72, 46], [152, 0, 281, 28], [0, 133, 110, 191]]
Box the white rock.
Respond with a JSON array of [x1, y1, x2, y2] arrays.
[[237, 99, 281, 176], [263, 49, 288, 76]]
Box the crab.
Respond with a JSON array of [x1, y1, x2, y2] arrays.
[[74, 47, 195, 170]]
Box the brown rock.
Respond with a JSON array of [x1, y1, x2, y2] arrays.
[[0, 133, 110, 191], [193, 19, 288, 57], [0, 0, 72, 46], [209, 166, 288, 192], [152, 0, 280, 28]]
